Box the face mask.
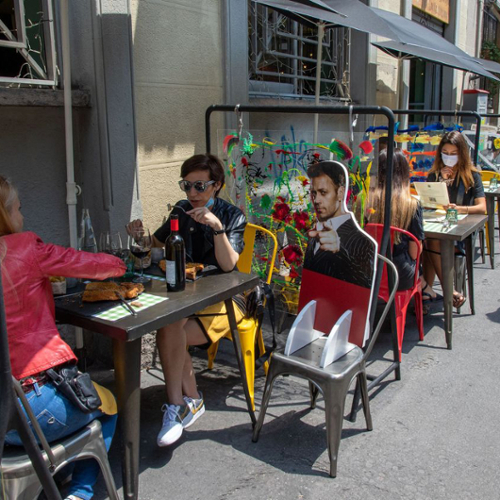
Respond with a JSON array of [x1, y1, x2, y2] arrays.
[[441, 152, 458, 167], [205, 197, 214, 209]]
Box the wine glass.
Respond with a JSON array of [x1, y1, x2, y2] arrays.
[[100, 231, 123, 256], [128, 228, 152, 283]]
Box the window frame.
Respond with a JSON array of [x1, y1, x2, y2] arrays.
[[0, 0, 58, 87]]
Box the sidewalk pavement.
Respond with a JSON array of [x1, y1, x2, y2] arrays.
[[92, 245, 500, 500]]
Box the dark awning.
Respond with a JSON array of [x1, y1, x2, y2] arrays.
[[369, 7, 499, 81], [373, 40, 500, 81], [252, 0, 399, 38], [473, 57, 500, 75]]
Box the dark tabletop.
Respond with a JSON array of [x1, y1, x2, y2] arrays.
[[484, 187, 500, 197], [55, 271, 259, 342], [423, 214, 487, 241]]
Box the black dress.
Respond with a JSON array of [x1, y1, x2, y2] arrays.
[[427, 171, 485, 206], [392, 205, 425, 291]]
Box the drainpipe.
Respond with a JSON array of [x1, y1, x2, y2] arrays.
[[476, 0, 484, 58], [60, 0, 84, 350], [398, 0, 411, 129]]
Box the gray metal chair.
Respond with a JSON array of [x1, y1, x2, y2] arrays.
[[252, 255, 398, 478], [1, 378, 120, 500]]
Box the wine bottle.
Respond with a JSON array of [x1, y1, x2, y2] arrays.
[[164, 214, 186, 291]]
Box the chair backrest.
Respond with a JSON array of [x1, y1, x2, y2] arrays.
[[480, 170, 500, 182], [365, 223, 422, 294], [238, 223, 278, 285], [298, 161, 378, 348]]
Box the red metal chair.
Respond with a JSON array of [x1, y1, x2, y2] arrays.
[[365, 223, 424, 361]]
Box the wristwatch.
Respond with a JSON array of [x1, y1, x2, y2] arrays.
[[213, 225, 226, 236]]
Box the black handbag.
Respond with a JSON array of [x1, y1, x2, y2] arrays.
[[46, 364, 102, 414]]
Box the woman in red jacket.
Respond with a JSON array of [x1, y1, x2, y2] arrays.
[[0, 176, 126, 500]]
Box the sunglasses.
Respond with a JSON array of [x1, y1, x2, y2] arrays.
[[178, 180, 216, 193]]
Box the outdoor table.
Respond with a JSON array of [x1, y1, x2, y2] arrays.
[[484, 186, 500, 269], [55, 270, 259, 500], [424, 214, 487, 350]]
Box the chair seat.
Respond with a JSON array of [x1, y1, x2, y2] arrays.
[[2, 419, 102, 476], [272, 339, 364, 379]]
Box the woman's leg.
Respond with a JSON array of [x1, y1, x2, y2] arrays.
[[423, 238, 443, 286], [156, 318, 208, 405], [5, 382, 116, 500], [68, 413, 118, 500]]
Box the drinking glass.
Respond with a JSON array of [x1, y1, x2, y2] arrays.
[[128, 228, 152, 283], [100, 231, 123, 256]]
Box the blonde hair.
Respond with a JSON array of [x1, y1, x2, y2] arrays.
[[369, 149, 418, 244], [430, 131, 477, 190], [0, 176, 18, 236]]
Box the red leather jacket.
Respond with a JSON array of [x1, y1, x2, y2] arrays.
[[1, 231, 126, 379]]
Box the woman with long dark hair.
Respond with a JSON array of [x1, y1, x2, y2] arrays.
[[369, 149, 436, 298], [423, 131, 486, 308]]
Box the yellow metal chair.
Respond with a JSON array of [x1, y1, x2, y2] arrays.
[[480, 170, 500, 257], [206, 223, 278, 410]]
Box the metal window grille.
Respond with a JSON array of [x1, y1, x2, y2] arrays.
[[483, 8, 498, 44], [0, 0, 57, 87], [249, 2, 350, 101]]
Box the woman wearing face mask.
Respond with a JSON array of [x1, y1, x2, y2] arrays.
[[127, 153, 247, 448], [423, 131, 486, 309]]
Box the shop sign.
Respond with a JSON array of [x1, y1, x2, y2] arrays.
[[413, 0, 449, 24]]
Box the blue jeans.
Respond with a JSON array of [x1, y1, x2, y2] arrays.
[[5, 381, 117, 500]]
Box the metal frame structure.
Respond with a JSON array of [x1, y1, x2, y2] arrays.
[[0, 0, 58, 86], [392, 109, 482, 165], [206, 103, 400, 387]]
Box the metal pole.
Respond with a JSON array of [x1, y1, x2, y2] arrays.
[[313, 23, 325, 144]]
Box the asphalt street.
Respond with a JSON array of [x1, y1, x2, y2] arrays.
[[92, 242, 500, 500]]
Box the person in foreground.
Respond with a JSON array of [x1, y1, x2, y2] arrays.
[[423, 131, 486, 309], [368, 149, 437, 304], [127, 154, 246, 447], [0, 176, 126, 500]]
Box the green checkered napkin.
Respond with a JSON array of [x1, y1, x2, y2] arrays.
[[93, 293, 168, 321], [423, 221, 454, 233]]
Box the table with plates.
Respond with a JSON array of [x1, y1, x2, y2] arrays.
[[55, 270, 259, 500], [423, 214, 487, 350]]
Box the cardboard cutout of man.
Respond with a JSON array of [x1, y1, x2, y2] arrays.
[[304, 161, 375, 288]]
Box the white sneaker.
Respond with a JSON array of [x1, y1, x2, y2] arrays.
[[183, 391, 205, 429], [157, 403, 190, 447]]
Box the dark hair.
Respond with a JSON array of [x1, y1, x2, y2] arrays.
[[180, 154, 225, 196], [378, 148, 410, 188], [370, 149, 417, 243], [307, 161, 346, 189]]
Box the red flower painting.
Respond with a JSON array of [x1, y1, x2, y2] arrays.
[[282, 245, 303, 266], [272, 202, 291, 223], [292, 211, 310, 231]]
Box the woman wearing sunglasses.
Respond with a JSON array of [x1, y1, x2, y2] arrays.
[[127, 153, 246, 447]]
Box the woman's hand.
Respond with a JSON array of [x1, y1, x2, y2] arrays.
[[441, 166, 454, 180], [126, 219, 144, 238], [186, 207, 223, 231], [443, 203, 457, 211]]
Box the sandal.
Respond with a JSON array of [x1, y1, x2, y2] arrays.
[[422, 284, 443, 303], [453, 293, 466, 309]]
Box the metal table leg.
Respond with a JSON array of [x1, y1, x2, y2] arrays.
[[224, 298, 257, 425], [440, 240, 454, 350], [486, 196, 495, 269], [465, 236, 475, 315], [113, 338, 142, 500]]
